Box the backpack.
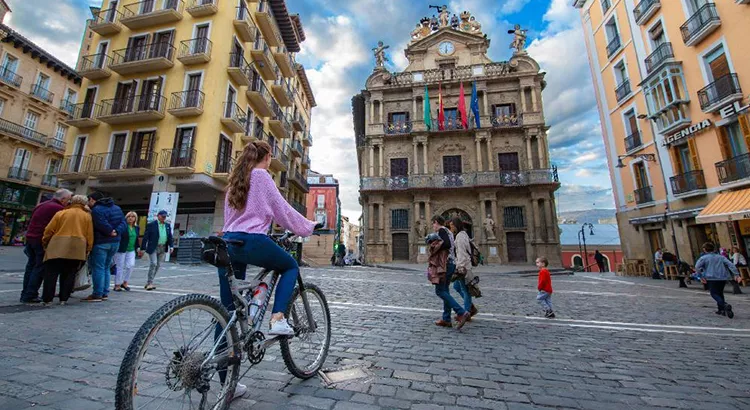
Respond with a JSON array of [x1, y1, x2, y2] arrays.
[[469, 240, 481, 267]]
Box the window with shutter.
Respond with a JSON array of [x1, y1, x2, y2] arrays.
[[503, 207, 525, 228], [391, 209, 409, 231]]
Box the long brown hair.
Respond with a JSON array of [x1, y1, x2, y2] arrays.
[[227, 141, 272, 210]]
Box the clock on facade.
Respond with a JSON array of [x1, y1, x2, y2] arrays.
[[438, 41, 455, 55]]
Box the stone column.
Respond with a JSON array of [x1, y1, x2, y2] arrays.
[[544, 199, 555, 243], [412, 97, 417, 119], [379, 201, 386, 242], [533, 200, 542, 242], [520, 87, 527, 113], [537, 136, 545, 169], [422, 142, 429, 174], [526, 136, 533, 169], [369, 101, 374, 125], [528, 201, 537, 242], [531, 87, 538, 112], [425, 200, 431, 221], [413, 142, 418, 174], [368, 145, 374, 177], [491, 199, 499, 233], [368, 203, 374, 232], [379, 101, 384, 123], [487, 136, 494, 171], [378, 144, 384, 176], [475, 138, 482, 172], [482, 91, 488, 116]]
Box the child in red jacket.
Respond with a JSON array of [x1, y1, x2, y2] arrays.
[[536, 256, 555, 318]]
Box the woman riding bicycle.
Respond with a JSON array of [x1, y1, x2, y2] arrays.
[[220, 140, 317, 336]]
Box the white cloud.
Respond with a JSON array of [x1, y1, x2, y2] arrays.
[[501, 0, 532, 15], [573, 152, 598, 164]]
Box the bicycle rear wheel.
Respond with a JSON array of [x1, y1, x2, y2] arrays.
[[280, 283, 331, 379], [116, 294, 241, 410]]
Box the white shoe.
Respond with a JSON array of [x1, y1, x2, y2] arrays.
[[268, 318, 295, 336], [230, 383, 247, 402]]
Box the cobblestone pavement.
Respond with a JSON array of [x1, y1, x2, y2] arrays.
[[0, 258, 749, 409]]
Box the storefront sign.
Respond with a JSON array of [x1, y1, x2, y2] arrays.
[[719, 101, 749, 120], [662, 119, 712, 146], [738, 220, 750, 236]]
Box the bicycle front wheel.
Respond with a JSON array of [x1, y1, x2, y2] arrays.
[[116, 294, 241, 410], [280, 283, 331, 379]]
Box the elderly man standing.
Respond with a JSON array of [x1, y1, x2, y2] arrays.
[[141, 210, 173, 291], [83, 191, 125, 302], [20, 189, 72, 304]]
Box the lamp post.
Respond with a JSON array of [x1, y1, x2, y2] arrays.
[[579, 223, 594, 272]]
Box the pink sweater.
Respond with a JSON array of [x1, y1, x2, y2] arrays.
[[223, 168, 316, 237]]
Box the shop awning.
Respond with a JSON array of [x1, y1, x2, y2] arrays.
[[696, 189, 750, 224]]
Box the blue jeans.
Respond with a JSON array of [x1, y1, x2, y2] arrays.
[[452, 278, 473, 313], [90, 243, 118, 297], [21, 241, 45, 301], [435, 263, 465, 322], [217, 232, 299, 315], [537, 291, 553, 311]]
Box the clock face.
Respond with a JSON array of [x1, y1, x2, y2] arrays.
[[438, 41, 455, 55]]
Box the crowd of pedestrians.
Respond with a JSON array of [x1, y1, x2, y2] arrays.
[[19, 189, 173, 306]]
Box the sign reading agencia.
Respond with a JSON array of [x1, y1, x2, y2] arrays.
[[662, 119, 712, 146]]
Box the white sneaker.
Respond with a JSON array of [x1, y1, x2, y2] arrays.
[[268, 318, 295, 336], [230, 383, 247, 402]]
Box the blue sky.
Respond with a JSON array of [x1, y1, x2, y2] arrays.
[[5, 0, 616, 220]]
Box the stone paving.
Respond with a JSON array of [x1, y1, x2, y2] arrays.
[[0, 255, 749, 409]]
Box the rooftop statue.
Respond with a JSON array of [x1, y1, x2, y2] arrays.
[[509, 24, 528, 55], [410, 8, 484, 42], [372, 41, 389, 68]]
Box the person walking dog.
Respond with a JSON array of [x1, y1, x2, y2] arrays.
[[141, 210, 173, 290]]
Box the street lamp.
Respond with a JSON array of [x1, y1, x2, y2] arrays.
[[615, 153, 656, 168], [578, 223, 594, 272]]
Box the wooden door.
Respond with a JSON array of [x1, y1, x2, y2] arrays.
[[216, 137, 232, 173], [126, 35, 148, 62], [140, 78, 162, 111], [506, 232, 527, 263], [392, 233, 410, 261], [109, 133, 127, 170], [128, 131, 155, 168], [172, 127, 195, 167], [106, 1, 118, 22], [186, 73, 201, 107], [151, 31, 173, 59], [498, 153, 519, 171], [194, 25, 209, 54], [82, 88, 96, 118], [225, 87, 236, 117], [141, 0, 154, 14]]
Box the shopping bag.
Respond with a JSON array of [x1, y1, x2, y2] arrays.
[[73, 262, 91, 292]]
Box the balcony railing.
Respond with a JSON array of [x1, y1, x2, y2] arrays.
[[633, 0, 661, 25], [59, 99, 76, 116], [186, 0, 218, 16], [716, 152, 750, 184], [624, 131, 642, 152], [0, 117, 47, 145], [77, 53, 113, 78], [111, 42, 175, 66], [290, 171, 309, 192], [491, 113, 522, 128], [680, 3, 720, 46], [30, 83, 54, 104], [0, 67, 22, 88], [697, 73, 742, 112], [48, 138, 66, 152], [606, 34, 622, 58], [178, 38, 212, 63], [361, 169, 559, 191], [290, 200, 307, 216], [645, 42, 674, 74], [234, 5, 257, 42], [221, 102, 247, 133], [7, 167, 31, 182], [670, 170, 706, 195], [386, 62, 510, 87], [59, 155, 93, 175], [634, 186, 654, 205], [41, 174, 59, 188], [91, 150, 158, 173], [89, 7, 123, 34], [228, 52, 252, 85], [99, 94, 167, 118], [169, 90, 204, 116], [159, 148, 196, 168], [64, 102, 102, 127], [384, 120, 412, 135], [121, 0, 184, 29], [214, 155, 233, 174], [615, 79, 631, 102]]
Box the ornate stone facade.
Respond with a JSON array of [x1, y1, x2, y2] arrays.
[[353, 10, 561, 264]]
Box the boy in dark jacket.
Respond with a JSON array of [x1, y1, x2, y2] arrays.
[[83, 192, 125, 302], [536, 256, 555, 318]]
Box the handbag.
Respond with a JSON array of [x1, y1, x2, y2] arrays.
[[73, 262, 91, 292]]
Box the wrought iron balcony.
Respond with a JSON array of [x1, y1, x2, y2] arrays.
[[491, 113, 522, 128], [303, 132, 313, 147], [633, 0, 661, 25], [111, 42, 175, 74], [89, 7, 123, 35], [289, 170, 309, 192], [228, 52, 252, 86], [624, 131, 642, 152], [361, 169, 559, 191], [670, 170, 706, 196], [385, 62, 511, 88], [645, 42, 674, 74], [213, 155, 234, 179], [77, 53, 112, 80], [290, 140, 304, 158], [680, 3, 721, 47], [221, 102, 247, 133], [268, 109, 292, 139], [615, 79, 631, 102], [159, 148, 196, 174], [246, 77, 273, 117], [98, 95, 167, 124], [290, 200, 307, 216], [41, 174, 59, 188], [178, 38, 212, 65], [384, 120, 413, 135], [30, 83, 54, 105], [186, 0, 217, 17], [121, 0, 184, 30], [270, 144, 289, 172], [168, 90, 205, 117], [271, 79, 294, 107], [302, 156, 311, 169], [90, 150, 158, 177], [292, 111, 306, 132], [0, 117, 47, 145], [58, 155, 93, 178], [250, 37, 277, 81], [253, 0, 283, 48], [634, 186, 654, 205], [273, 46, 295, 78], [64, 102, 101, 128], [697, 73, 743, 113], [0, 67, 22, 88], [242, 124, 269, 143], [59, 99, 76, 116], [432, 116, 471, 132], [606, 34, 622, 58], [234, 5, 258, 42], [7, 167, 31, 182], [716, 152, 750, 184], [47, 138, 66, 153]]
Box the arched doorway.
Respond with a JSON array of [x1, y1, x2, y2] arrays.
[[572, 255, 583, 269], [441, 208, 473, 238]]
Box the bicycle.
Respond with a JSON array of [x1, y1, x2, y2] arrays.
[[115, 228, 331, 410]]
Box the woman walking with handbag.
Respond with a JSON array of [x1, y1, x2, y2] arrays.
[[41, 195, 94, 305], [114, 211, 140, 291], [449, 217, 478, 320]]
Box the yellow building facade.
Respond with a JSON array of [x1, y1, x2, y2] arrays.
[[574, 0, 750, 266], [0, 4, 82, 244], [64, 0, 315, 235]]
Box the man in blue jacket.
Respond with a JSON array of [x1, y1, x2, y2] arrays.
[[141, 210, 173, 290], [695, 242, 742, 318], [83, 191, 125, 302]]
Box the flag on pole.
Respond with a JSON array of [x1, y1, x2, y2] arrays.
[[423, 86, 432, 131], [438, 82, 445, 131], [458, 82, 468, 129], [471, 81, 481, 128]]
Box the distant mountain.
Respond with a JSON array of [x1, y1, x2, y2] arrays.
[[558, 209, 616, 225]]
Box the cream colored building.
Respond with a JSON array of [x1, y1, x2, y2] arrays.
[[0, 4, 82, 244], [354, 8, 561, 264], [573, 0, 750, 266]]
